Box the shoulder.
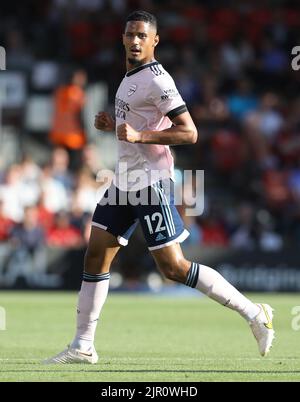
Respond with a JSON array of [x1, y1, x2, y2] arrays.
[[147, 63, 173, 81], [148, 62, 166, 77], [147, 64, 176, 91]]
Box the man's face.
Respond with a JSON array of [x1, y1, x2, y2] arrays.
[[123, 21, 159, 67]]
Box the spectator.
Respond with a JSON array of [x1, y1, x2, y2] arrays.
[[49, 69, 88, 171], [0, 165, 27, 222], [40, 165, 69, 213], [227, 79, 258, 121], [47, 211, 83, 248], [72, 169, 98, 214], [8, 206, 46, 274], [0, 199, 14, 242], [220, 36, 254, 79], [243, 92, 283, 168], [50, 147, 74, 192], [200, 215, 229, 247], [82, 144, 103, 177], [230, 203, 257, 250]]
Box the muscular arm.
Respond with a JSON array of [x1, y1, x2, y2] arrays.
[[117, 111, 198, 145], [140, 111, 198, 145]]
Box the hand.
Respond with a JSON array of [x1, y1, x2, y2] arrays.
[[94, 112, 115, 131], [117, 123, 142, 143]]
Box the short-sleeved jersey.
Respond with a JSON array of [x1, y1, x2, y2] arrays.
[[114, 60, 187, 191]]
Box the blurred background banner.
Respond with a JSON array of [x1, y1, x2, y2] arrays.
[[0, 0, 300, 291]]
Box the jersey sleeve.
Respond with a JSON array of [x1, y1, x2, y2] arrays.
[[148, 73, 187, 119]]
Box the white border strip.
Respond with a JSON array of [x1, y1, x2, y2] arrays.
[[152, 183, 172, 236], [148, 229, 190, 251], [92, 222, 129, 247], [157, 182, 176, 234], [91, 222, 108, 231], [117, 235, 128, 246], [155, 184, 175, 235]]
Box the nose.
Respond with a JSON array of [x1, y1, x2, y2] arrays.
[[132, 35, 140, 45]]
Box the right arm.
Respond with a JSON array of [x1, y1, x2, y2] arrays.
[[94, 112, 115, 132]]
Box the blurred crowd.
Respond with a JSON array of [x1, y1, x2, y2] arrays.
[[1, 0, 300, 262]]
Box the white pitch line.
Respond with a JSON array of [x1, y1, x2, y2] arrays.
[[0, 358, 41, 361], [0, 357, 299, 362], [107, 358, 300, 362]]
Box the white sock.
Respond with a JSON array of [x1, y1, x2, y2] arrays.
[[70, 272, 110, 351], [186, 263, 260, 321]]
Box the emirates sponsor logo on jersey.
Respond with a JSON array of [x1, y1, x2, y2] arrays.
[[128, 84, 137, 96], [115, 96, 130, 119]]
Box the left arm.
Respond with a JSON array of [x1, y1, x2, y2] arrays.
[[117, 111, 198, 145]]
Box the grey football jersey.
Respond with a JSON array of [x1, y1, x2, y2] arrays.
[[114, 61, 187, 191]]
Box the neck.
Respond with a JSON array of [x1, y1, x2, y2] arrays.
[[126, 57, 155, 72]]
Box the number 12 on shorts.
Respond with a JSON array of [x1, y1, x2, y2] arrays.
[[144, 213, 166, 234]]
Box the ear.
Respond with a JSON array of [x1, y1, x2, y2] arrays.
[[122, 33, 126, 46], [153, 34, 159, 47]]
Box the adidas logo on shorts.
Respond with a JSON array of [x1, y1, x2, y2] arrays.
[[155, 233, 166, 241]]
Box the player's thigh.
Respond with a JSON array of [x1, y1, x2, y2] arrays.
[[85, 226, 120, 271]]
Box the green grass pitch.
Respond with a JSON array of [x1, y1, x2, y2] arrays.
[[0, 291, 299, 382]]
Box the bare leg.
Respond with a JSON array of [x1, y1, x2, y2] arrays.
[[151, 243, 259, 320], [84, 226, 120, 274]]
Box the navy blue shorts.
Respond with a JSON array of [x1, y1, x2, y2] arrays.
[[92, 179, 189, 250]]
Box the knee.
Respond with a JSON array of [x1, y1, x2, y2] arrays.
[[84, 245, 105, 270], [158, 257, 187, 283], [85, 245, 102, 262]]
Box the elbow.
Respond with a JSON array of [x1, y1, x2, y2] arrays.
[[188, 128, 198, 144]]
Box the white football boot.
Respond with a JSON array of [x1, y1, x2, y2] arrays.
[[249, 303, 275, 356], [44, 345, 98, 364]]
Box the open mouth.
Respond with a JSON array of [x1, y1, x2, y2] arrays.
[[130, 48, 141, 56]]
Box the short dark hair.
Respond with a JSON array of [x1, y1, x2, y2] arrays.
[[126, 10, 157, 32]]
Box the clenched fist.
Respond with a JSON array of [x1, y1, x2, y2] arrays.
[[117, 123, 142, 143], [94, 112, 115, 131]]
